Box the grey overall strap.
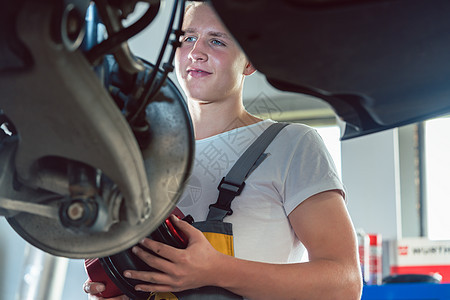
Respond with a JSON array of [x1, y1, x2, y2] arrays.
[[207, 122, 289, 221]]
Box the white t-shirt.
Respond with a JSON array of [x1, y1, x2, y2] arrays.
[[177, 119, 344, 264]]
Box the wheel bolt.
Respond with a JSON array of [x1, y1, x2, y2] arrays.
[[67, 202, 84, 220]]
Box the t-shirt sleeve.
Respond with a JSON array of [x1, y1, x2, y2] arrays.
[[282, 127, 345, 216]]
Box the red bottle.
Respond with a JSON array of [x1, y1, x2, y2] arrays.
[[368, 233, 382, 285]]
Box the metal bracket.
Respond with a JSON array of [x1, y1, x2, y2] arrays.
[[0, 197, 59, 219]]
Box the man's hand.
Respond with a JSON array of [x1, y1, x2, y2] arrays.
[[123, 215, 223, 293]]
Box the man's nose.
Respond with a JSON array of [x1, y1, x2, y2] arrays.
[[188, 40, 207, 62]]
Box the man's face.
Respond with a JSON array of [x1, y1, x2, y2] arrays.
[[175, 4, 251, 103]]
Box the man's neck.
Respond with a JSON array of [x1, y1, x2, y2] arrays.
[[188, 99, 261, 140]]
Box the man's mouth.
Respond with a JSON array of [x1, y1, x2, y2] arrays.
[[187, 68, 212, 76]]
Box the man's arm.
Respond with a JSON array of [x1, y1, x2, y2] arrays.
[[211, 190, 362, 299]]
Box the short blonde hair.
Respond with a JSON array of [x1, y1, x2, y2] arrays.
[[184, 1, 208, 14]]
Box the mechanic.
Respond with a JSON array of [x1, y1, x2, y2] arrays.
[[84, 2, 362, 299]]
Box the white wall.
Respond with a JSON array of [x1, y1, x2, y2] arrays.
[[342, 129, 405, 278], [342, 128, 402, 241]]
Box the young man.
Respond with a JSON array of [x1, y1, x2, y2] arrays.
[[85, 2, 362, 299]]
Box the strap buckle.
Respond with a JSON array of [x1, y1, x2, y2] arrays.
[[217, 177, 245, 196], [208, 177, 246, 216]]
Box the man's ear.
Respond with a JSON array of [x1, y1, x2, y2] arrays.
[[243, 62, 257, 76]]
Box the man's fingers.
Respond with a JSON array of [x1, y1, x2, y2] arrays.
[[170, 214, 198, 241], [123, 269, 174, 287], [83, 280, 106, 294], [138, 237, 182, 262], [132, 242, 176, 270]]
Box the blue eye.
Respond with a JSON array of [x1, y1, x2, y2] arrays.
[[211, 39, 225, 46], [184, 36, 197, 43]]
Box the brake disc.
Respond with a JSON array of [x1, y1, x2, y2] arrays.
[[6, 75, 193, 258]]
